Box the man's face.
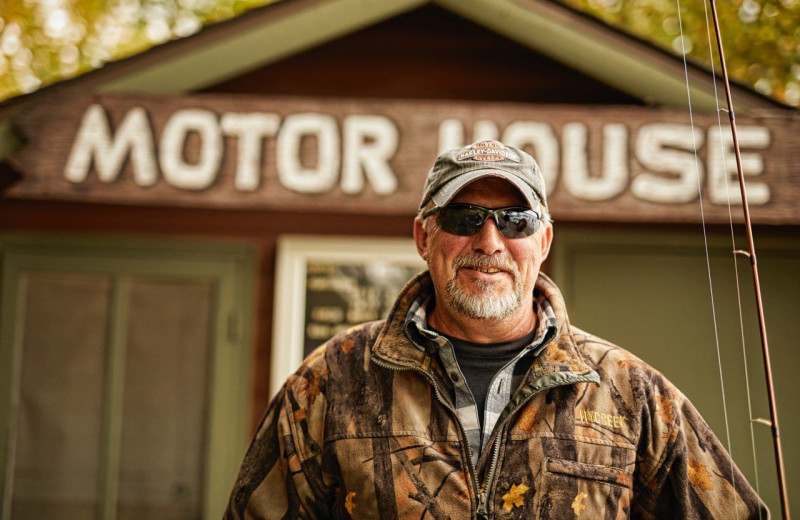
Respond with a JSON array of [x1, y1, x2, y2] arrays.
[[414, 177, 553, 322]]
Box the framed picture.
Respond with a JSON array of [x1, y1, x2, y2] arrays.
[[270, 235, 426, 395]]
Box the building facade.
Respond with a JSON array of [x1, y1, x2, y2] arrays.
[[1, 2, 797, 518]]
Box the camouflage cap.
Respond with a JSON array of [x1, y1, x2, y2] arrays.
[[419, 140, 548, 211]]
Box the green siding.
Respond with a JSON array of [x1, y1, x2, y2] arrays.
[[551, 227, 800, 515]]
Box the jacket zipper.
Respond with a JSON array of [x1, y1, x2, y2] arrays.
[[476, 434, 502, 518], [373, 354, 598, 519], [371, 355, 481, 517], [474, 374, 599, 518]]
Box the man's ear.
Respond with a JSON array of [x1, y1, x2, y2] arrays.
[[540, 222, 554, 261], [413, 218, 428, 261]]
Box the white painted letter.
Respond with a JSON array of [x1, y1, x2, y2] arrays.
[[277, 113, 339, 193], [65, 104, 157, 186], [160, 109, 222, 190], [341, 115, 398, 195], [437, 119, 499, 153], [438, 119, 463, 153], [473, 120, 500, 142], [220, 113, 280, 191], [708, 126, 770, 205], [562, 123, 628, 201], [632, 123, 703, 203], [502, 122, 559, 196]]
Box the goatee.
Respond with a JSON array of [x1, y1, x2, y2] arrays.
[[443, 252, 524, 320]]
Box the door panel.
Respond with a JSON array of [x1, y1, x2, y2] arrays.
[[12, 273, 111, 520], [117, 278, 214, 520]]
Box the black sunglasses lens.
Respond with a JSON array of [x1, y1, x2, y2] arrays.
[[497, 209, 538, 238], [437, 206, 488, 236], [435, 205, 540, 238]]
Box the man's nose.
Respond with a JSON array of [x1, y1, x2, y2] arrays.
[[471, 218, 506, 255]]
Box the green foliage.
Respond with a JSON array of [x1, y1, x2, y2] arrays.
[[0, 0, 798, 106], [0, 0, 282, 101], [555, 0, 800, 106]]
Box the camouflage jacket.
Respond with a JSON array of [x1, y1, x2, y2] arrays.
[[226, 272, 767, 519]]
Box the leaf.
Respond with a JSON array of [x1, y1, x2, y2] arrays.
[[345, 491, 357, 515], [688, 460, 714, 491], [502, 483, 530, 511], [571, 492, 588, 517]]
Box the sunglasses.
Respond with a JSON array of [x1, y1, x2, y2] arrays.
[[423, 203, 544, 239]]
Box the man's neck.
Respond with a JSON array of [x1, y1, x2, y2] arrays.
[[426, 300, 538, 344]]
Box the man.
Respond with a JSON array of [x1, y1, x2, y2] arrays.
[[226, 140, 767, 519]]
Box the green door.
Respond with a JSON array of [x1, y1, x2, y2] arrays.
[[0, 235, 254, 520]]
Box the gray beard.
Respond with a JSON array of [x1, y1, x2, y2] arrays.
[[443, 254, 524, 320]]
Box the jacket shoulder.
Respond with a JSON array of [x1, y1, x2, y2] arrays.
[[285, 320, 386, 394], [567, 325, 696, 479], [569, 324, 666, 385], [566, 327, 769, 518]]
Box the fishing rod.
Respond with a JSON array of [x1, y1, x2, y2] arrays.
[[705, 0, 791, 517]]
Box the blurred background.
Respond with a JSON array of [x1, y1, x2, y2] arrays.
[[0, 0, 798, 518], [1, 0, 799, 105]]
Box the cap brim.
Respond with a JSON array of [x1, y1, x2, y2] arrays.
[[431, 169, 540, 209]]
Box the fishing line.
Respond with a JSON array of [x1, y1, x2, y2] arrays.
[[698, 0, 764, 511], [675, 0, 741, 516]]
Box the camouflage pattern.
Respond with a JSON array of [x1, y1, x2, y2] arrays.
[[225, 272, 768, 519], [403, 287, 560, 468]]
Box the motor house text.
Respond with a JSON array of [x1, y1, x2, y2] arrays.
[[65, 103, 771, 205]]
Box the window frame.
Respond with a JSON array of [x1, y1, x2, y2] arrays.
[[271, 235, 425, 397]]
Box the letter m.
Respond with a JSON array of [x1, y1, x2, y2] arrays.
[[65, 104, 157, 185]]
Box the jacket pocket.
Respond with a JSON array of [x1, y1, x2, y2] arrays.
[[538, 456, 634, 519], [546, 457, 633, 488]]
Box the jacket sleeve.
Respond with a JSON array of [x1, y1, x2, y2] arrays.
[[224, 353, 331, 520], [633, 376, 770, 520]]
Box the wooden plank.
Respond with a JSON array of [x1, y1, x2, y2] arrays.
[[98, 276, 129, 520], [4, 93, 799, 224], [0, 257, 23, 520], [204, 257, 255, 519]]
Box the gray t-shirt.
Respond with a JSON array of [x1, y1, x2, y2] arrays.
[[434, 328, 538, 430]]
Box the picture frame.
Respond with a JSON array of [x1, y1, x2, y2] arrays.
[[270, 235, 426, 396]]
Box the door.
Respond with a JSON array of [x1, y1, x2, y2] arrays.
[[0, 235, 254, 519]]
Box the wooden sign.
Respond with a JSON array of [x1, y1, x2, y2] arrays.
[[5, 93, 800, 224]]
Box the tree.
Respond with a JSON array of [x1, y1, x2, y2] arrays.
[[1, 0, 797, 106]]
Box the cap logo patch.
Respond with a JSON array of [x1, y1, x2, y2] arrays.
[[473, 153, 505, 161], [456, 141, 520, 163]]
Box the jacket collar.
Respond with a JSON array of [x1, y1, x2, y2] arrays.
[[371, 271, 595, 378]]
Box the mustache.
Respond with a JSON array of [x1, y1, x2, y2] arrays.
[[452, 252, 519, 276]]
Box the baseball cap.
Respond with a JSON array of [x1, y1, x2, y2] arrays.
[[419, 140, 548, 211]]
